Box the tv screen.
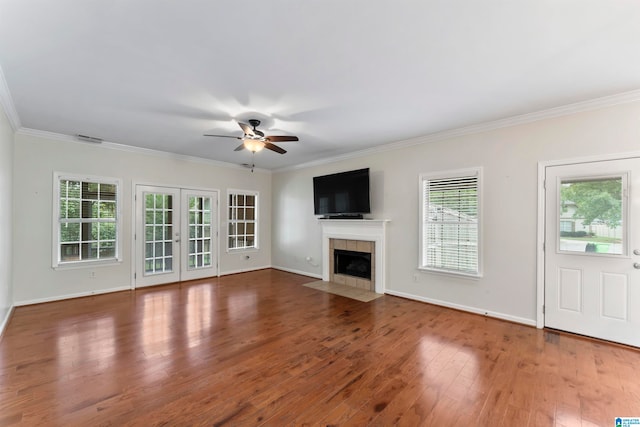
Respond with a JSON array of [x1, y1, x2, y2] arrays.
[[313, 168, 371, 217]]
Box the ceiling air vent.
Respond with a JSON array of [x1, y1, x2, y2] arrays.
[[76, 134, 103, 143]]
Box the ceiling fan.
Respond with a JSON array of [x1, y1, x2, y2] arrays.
[[204, 119, 299, 154]]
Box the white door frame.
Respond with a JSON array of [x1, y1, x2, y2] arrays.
[[130, 181, 221, 287], [536, 150, 640, 328]]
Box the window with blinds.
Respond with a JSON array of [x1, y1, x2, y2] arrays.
[[420, 168, 481, 276]]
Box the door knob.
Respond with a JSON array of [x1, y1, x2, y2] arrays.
[[634, 249, 640, 256], [634, 263, 640, 269]]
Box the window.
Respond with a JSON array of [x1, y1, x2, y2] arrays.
[[227, 190, 258, 250], [558, 176, 624, 254], [53, 173, 122, 267], [420, 168, 481, 276]]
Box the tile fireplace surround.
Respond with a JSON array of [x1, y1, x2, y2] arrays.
[[319, 219, 389, 294], [330, 239, 375, 291]]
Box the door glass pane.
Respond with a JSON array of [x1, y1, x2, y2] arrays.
[[559, 177, 624, 254], [187, 195, 213, 270], [145, 192, 174, 274]]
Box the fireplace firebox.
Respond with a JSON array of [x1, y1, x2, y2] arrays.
[[333, 249, 372, 280]]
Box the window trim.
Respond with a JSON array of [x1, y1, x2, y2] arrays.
[[52, 172, 123, 269], [418, 167, 483, 278], [226, 189, 259, 252]]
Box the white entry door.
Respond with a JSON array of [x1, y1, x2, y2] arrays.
[[545, 158, 640, 347], [135, 185, 218, 287]]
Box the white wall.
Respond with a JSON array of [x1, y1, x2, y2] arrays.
[[272, 101, 640, 325], [12, 132, 272, 304], [0, 103, 13, 333]]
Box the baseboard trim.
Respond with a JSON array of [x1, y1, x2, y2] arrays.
[[271, 265, 322, 279], [384, 289, 536, 327], [14, 286, 132, 307], [219, 265, 273, 277]]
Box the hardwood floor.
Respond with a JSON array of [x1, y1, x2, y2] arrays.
[[1, 269, 639, 426]]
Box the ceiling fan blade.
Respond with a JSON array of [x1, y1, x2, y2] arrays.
[[238, 122, 255, 137], [265, 135, 299, 142], [203, 134, 243, 140], [264, 142, 287, 154], [234, 143, 246, 151]]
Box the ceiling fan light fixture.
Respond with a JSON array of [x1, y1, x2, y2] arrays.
[[204, 119, 296, 156], [243, 139, 264, 152]]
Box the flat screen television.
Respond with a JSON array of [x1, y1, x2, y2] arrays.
[[313, 168, 371, 218]]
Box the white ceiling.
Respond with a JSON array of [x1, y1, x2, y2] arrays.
[[1, 1, 640, 170]]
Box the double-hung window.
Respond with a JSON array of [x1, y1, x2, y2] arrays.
[[227, 190, 258, 250], [419, 168, 482, 277], [53, 173, 122, 267]]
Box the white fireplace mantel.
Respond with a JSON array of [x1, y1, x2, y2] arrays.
[[319, 219, 390, 294]]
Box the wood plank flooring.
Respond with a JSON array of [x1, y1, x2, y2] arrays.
[[1, 269, 639, 426]]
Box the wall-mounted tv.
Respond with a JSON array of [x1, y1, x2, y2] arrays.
[[313, 168, 371, 218]]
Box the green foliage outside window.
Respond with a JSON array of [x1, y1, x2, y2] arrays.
[[561, 178, 622, 229]]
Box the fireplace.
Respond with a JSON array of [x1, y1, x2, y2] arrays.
[[329, 238, 375, 291], [320, 219, 389, 294]]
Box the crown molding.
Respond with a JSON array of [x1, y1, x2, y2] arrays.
[[0, 64, 22, 130], [275, 89, 640, 173], [15, 128, 271, 174]]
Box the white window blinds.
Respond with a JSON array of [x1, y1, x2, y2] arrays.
[[420, 170, 480, 276]]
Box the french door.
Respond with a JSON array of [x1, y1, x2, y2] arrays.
[[544, 158, 640, 347], [135, 185, 218, 287]]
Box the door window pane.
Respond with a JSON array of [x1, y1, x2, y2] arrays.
[[187, 195, 213, 270], [559, 177, 624, 255], [144, 192, 175, 274]]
